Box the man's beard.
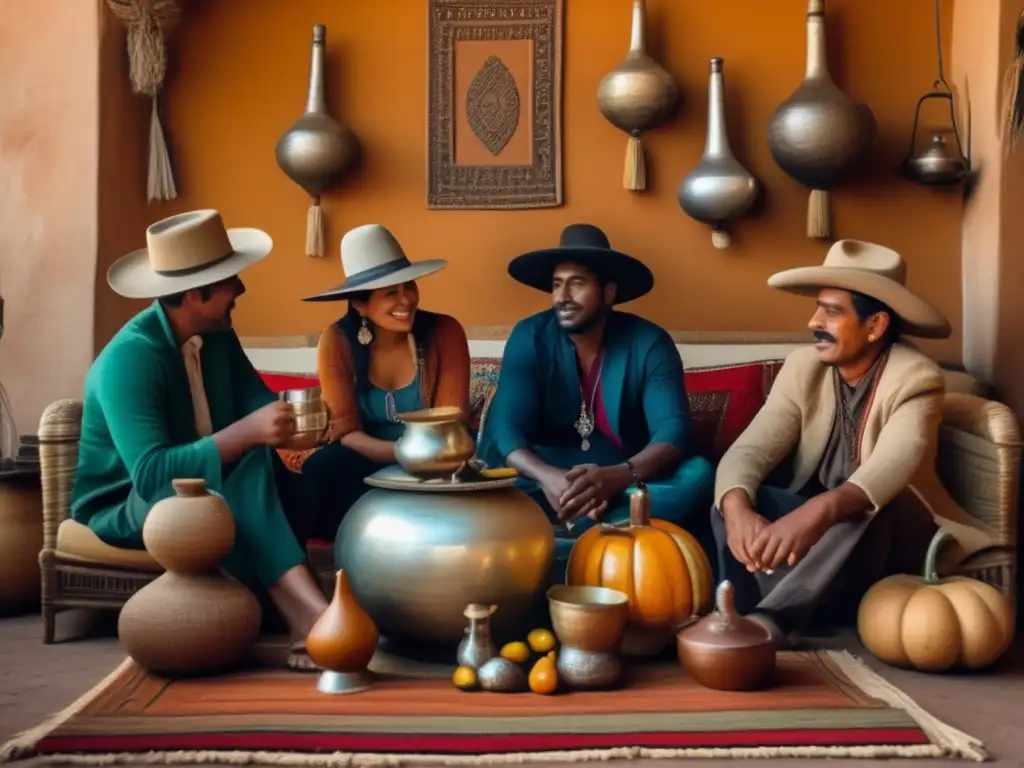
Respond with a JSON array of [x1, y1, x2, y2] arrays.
[[556, 302, 607, 334]]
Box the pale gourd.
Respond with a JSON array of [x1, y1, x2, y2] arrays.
[[857, 530, 1014, 672], [566, 485, 713, 630]]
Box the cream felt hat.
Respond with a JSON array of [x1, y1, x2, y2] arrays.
[[107, 210, 273, 299], [768, 239, 951, 339], [303, 224, 447, 302]]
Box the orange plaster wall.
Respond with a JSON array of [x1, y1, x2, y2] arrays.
[[95, 0, 963, 362], [0, 0, 98, 435]]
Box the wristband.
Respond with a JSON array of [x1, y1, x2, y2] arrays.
[[624, 458, 641, 485]]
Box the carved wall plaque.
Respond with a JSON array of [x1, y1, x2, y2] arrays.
[[427, 0, 564, 209]]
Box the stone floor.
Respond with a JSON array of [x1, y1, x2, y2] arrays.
[[1, 609, 1023, 767]]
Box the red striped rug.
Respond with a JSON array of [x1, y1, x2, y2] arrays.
[[0, 649, 986, 764]]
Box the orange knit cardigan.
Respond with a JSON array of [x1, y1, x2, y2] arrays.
[[279, 311, 470, 472]]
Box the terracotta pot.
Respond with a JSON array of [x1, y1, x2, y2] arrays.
[[142, 478, 235, 573]]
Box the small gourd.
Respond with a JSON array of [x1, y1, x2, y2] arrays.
[[857, 530, 1015, 672], [529, 651, 558, 695], [566, 485, 714, 630]]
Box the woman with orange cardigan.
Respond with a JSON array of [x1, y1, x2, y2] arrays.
[[281, 224, 471, 540]]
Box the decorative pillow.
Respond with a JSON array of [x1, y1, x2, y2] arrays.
[[683, 361, 784, 461], [259, 372, 320, 394], [469, 358, 502, 435]]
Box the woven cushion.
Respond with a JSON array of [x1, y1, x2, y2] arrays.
[[683, 361, 784, 461], [55, 519, 162, 572]]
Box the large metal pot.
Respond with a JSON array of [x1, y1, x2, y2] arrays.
[[334, 471, 555, 647]]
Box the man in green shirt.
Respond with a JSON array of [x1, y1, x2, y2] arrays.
[[71, 210, 327, 671]]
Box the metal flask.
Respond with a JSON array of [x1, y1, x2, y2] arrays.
[[275, 24, 360, 257], [678, 58, 760, 249], [766, 0, 876, 239], [596, 0, 679, 192]]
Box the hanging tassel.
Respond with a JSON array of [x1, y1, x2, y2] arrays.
[[807, 189, 831, 240], [306, 196, 325, 258], [147, 97, 177, 202], [623, 135, 646, 191], [1000, 9, 1024, 157]]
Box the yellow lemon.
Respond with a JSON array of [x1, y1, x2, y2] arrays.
[[527, 628, 556, 654], [452, 665, 478, 691], [500, 641, 531, 663]]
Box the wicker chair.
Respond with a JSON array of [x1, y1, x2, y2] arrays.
[[37, 385, 1022, 643]]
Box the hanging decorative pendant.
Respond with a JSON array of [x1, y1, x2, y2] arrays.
[[275, 24, 360, 258], [678, 58, 760, 249], [766, 0, 876, 239], [105, 0, 181, 203], [899, 0, 970, 186], [596, 0, 679, 192]]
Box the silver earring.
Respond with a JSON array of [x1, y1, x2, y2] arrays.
[[357, 316, 373, 346]]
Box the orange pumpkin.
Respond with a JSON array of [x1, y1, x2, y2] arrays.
[[857, 530, 1015, 673], [566, 485, 714, 630]]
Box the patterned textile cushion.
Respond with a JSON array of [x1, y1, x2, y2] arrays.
[[684, 361, 785, 461], [469, 358, 503, 436]]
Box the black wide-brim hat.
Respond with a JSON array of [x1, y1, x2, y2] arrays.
[[508, 224, 654, 304]]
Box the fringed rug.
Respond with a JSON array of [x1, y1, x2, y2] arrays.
[[0, 650, 986, 764]]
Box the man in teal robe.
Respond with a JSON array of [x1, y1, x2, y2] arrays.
[[477, 224, 715, 575], [71, 210, 328, 670]]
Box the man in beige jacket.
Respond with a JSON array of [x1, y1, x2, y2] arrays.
[[713, 240, 1003, 647]]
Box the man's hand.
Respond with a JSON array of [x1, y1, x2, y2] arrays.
[[721, 496, 770, 572], [242, 402, 296, 448], [559, 463, 631, 523], [749, 498, 833, 571], [539, 471, 571, 520]]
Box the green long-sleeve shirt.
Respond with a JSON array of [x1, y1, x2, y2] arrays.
[[70, 301, 276, 524]]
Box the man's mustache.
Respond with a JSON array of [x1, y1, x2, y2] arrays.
[[556, 303, 582, 313], [813, 330, 836, 343]]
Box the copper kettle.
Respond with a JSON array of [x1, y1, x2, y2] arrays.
[[676, 580, 776, 691]]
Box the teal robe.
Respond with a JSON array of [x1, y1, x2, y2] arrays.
[[477, 310, 714, 568], [70, 301, 306, 587]]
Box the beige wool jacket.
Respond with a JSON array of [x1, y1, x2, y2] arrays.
[[714, 343, 1004, 565]]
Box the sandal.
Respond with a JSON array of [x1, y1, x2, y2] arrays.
[[286, 643, 321, 672]]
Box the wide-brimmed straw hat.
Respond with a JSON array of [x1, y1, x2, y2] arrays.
[[107, 210, 273, 299], [508, 224, 654, 304], [303, 224, 447, 302], [768, 239, 951, 339]]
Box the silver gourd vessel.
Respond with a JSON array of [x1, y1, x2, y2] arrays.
[[677, 58, 760, 250]]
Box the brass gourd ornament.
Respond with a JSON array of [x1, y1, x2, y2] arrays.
[[766, 0, 876, 240], [276, 24, 360, 258], [596, 0, 679, 192], [678, 58, 761, 249]]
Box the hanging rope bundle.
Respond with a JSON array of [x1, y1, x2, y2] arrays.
[[106, 0, 181, 202], [1001, 8, 1024, 157]]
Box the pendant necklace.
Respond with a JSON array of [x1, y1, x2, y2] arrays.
[[574, 351, 605, 451]]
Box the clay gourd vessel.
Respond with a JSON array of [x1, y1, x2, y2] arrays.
[[307, 569, 379, 694], [118, 478, 261, 676], [676, 580, 776, 691]]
